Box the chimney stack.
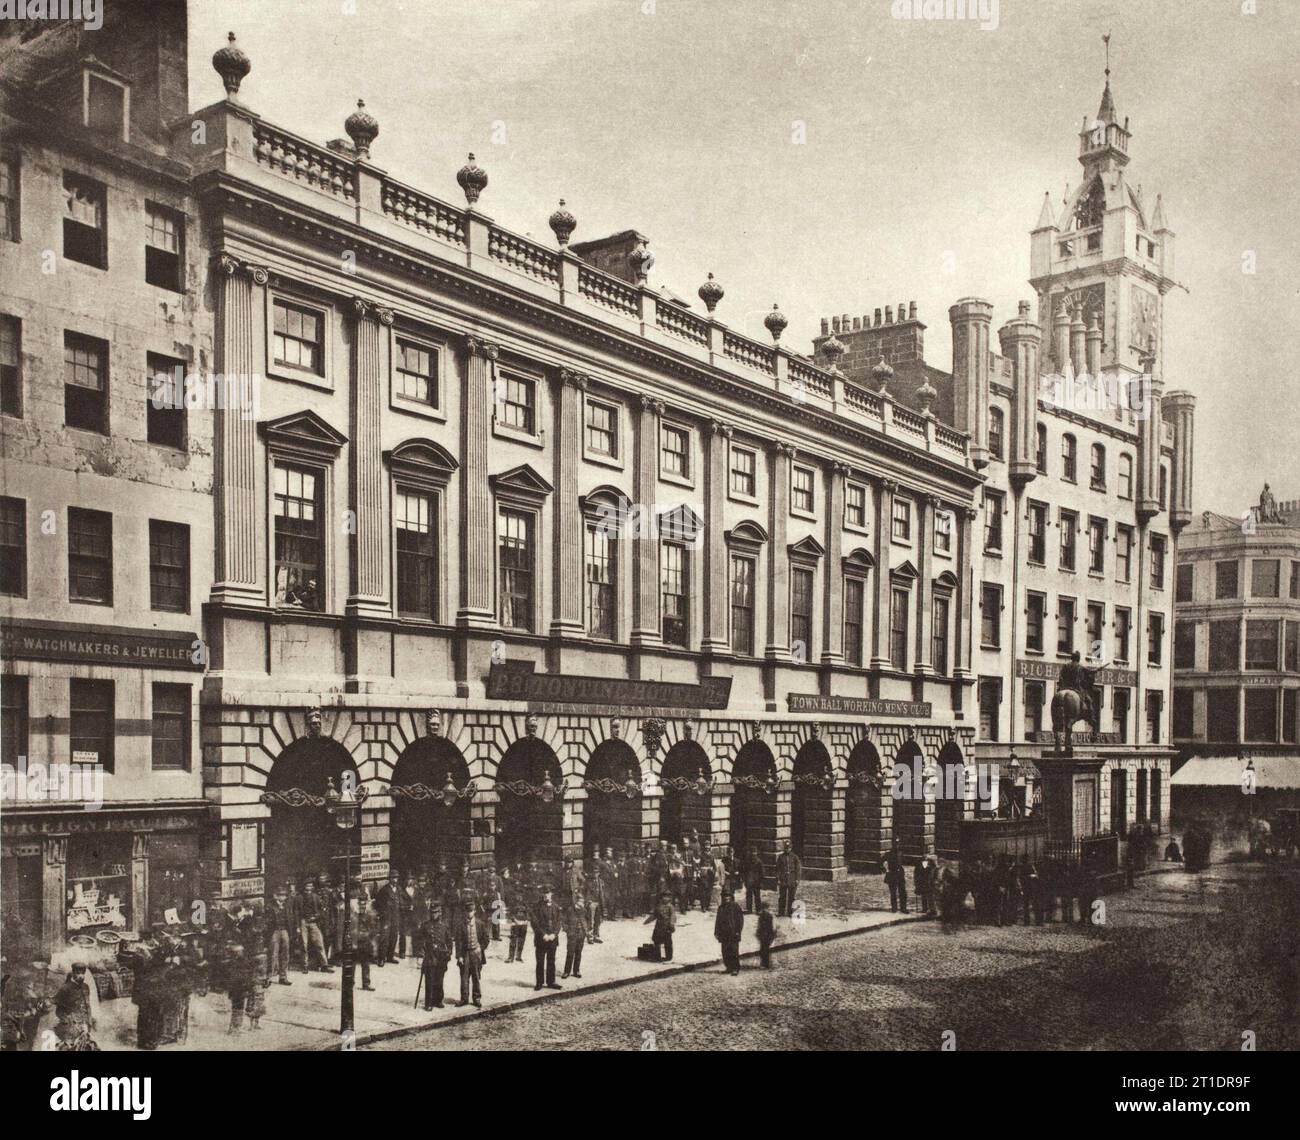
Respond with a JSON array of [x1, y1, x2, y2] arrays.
[[999, 301, 1043, 485], [950, 298, 995, 468]]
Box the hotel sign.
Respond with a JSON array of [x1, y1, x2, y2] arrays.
[[487, 662, 732, 710], [1, 620, 203, 671], [1014, 658, 1137, 688], [786, 694, 932, 718]]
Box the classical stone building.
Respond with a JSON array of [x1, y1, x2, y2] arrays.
[[0, 3, 213, 955]]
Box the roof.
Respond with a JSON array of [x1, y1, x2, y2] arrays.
[[1171, 755, 1300, 790]]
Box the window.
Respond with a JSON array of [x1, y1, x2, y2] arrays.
[[1145, 691, 1163, 744], [1150, 535, 1166, 589], [70, 679, 114, 772], [889, 586, 910, 670], [1087, 517, 1106, 574], [1115, 525, 1133, 583], [395, 339, 438, 406], [86, 72, 127, 139], [0, 496, 25, 597], [1206, 689, 1239, 742], [1292, 561, 1300, 600], [1024, 681, 1045, 736], [1, 314, 20, 416], [933, 509, 952, 555], [498, 372, 536, 434], [1118, 453, 1133, 499], [1158, 466, 1168, 510], [1286, 621, 1299, 672], [1035, 423, 1047, 474], [932, 595, 950, 675], [1057, 597, 1076, 654], [1285, 690, 1299, 744], [498, 507, 535, 632], [1174, 620, 1196, 669], [1245, 620, 1278, 671], [273, 463, 324, 610], [395, 490, 437, 619], [988, 407, 1004, 460], [151, 684, 190, 770], [62, 172, 106, 268], [1, 675, 28, 763], [585, 399, 618, 458], [1252, 559, 1281, 598], [1115, 607, 1132, 663], [584, 519, 616, 639], [1028, 502, 1047, 564], [146, 352, 186, 449], [144, 202, 183, 291], [661, 542, 688, 647], [791, 466, 814, 515], [980, 583, 1001, 647], [1112, 687, 1131, 743], [983, 490, 1003, 552], [149, 520, 189, 613], [1089, 442, 1106, 490], [891, 498, 912, 543], [1172, 689, 1194, 739], [68, 507, 112, 604], [272, 298, 324, 376], [844, 576, 865, 667], [64, 331, 108, 433], [729, 446, 756, 498], [730, 555, 756, 655], [661, 424, 690, 480], [845, 482, 867, 529], [0, 152, 17, 242], [1148, 612, 1164, 666], [978, 680, 1000, 742], [1086, 602, 1105, 656], [1059, 510, 1077, 571], [1245, 689, 1276, 743], [790, 566, 814, 656], [1215, 560, 1240, 599], [1026, 592, 1046, 653], [1176, 563, 1194, 602], [1061, 434, 1077, 481], [1209, 620, 1239, 672]]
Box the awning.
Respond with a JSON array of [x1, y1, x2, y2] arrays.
[[1171, 754, 1300, 791]]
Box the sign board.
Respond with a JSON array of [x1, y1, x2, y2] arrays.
[[1, 620, 204, 671], [360, 861, 389, 881], [72, 751, 99, 765], [360, 845, 385, 863], [1028, 731, 1121, 746], [1240, 675, 1285, 687], [217, 876, 265, 899], [487, 661, 731, 710], [786, 694, 932, 718], [1014, 658, 1137, 688]]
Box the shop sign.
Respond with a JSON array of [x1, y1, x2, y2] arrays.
[[786, 694, 932, 718]]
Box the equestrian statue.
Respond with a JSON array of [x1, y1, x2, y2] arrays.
[[1050, 651, 1098, 757]]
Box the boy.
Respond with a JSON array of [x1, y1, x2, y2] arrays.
[[756, 900, 776, 969]]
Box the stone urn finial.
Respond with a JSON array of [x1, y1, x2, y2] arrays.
[[698, 272, 724, 314], [916, 378, 937, 414], [548, 199, 576, 247], [627, 238, 655, 283], [764, 303, 789, 343], [821, 334, 846, 373], [457, 153, 488, 207], [345, 99, 379, 160], [212, 32, 251, 98], [871, 356, 894, 393]]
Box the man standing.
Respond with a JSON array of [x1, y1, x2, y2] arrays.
[[756, 900, 776, 968], [399, 875, 418, 957], [375, 872, 402, 965], [714, 890, 745, 975], [418, 901, 453, 1010], [744, 848, 765, 914], [353, 889, 377, 992], [586, 853, 605, 944], [530, 886, 563, 991], [266, 887, 293, 985], [645, 892, 676, 962], [883, 839, 908, 913], [454, 890, 487, 1008], [284, 880, 305, 973], [54, 962, 96, 1050], [562, 893, 588, 979], [300, 881, 333, 972], [914, 850, 938, 917], [775, 840, 801, 918]]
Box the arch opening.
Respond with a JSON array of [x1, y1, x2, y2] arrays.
[[389, 736, 472, 879], [263, 737, 360, 893], [583, 739, 642, 860]]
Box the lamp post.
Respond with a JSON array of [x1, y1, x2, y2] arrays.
[[325, 778, 361, 1036]]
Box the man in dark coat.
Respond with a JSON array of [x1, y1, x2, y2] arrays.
[[914, 851, 938, 916], [418, 902, 453, 1010], [775, 841, 801, 918], [300, 881, 332, 972], [353, 892, 378, 991], [55, 962, 96, 1050], [644, 892, 676, 962], [454, 891, 488, 1007], [266, 887, 293, 985], [375, 872, 402, 964], [744, 848, 765, 914], [530, 887, 563, 991], [714, 891, 745, 975], [562, 893, 588, 979], [756, 900, 776, 968], [883, 839, 908, 913], [283, 880, 305, 972]]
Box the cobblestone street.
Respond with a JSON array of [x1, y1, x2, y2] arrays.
[[371, 862, 1300, 1052]]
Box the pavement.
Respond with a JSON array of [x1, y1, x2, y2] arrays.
[[62, 877, 925, 1051]]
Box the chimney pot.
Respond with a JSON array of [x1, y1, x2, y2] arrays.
[[820, 317, 829, 336], [908, 301, 917, 321], [897, 301, 906, 321], [885, 306, 894, 324], [1019, 300, 1030, 317], [832, 317, 841, 333], [874, 308, 882, 327], [852, 317, 861, 331]]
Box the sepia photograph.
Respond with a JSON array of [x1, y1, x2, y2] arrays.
[[0, 0, 1296, 1115]]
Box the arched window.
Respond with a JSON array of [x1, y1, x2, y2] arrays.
[[1090, 442, 1107, 491], [1118, 453, 1134, 499]]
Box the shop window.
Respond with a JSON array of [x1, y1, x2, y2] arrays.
[[66, 832, 132, 935]]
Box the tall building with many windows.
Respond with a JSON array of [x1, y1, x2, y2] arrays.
[[0, 2, 213, 956]]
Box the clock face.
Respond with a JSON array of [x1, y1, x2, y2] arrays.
[[1059, 283, 1105, 327], [1130, 285, 1158, 351]]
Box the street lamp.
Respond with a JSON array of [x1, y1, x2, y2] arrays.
[[325, 777, 362, 1036]]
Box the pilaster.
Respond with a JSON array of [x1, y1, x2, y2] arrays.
[[458, 336, 499, 627]]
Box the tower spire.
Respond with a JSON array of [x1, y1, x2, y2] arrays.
[[1097, 32, 1117, 124]]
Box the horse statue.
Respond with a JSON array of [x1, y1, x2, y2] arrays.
[[1049, 688, 1090, 757]]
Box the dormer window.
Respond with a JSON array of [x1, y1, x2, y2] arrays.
[[83, 68, 129, 143]]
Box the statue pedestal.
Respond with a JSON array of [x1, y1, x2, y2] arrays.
[[1037, 753, 1105, 843]]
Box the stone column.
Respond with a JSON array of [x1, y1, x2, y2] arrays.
[[41, 834, 68, 956], [702, 421, 733, 656], [212, 256, 263, 603], [915, 497, 935, 674], [348, 299, 392, 616], [550, 369, 587, 638], [631, 396, 665, 647], [765, 443, 794, 659], [131, 831, 150, 932], [459, 337, 499, 627], [870, 479, 897, 669], [821, 462, 848, 665]]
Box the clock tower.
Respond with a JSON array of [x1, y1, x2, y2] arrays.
[[1028, 67, 1178, 383]]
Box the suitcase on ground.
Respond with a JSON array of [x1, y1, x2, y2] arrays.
[[637, 943, 659, 962]]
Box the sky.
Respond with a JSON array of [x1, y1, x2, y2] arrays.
[[187, 0, 1300, 517]]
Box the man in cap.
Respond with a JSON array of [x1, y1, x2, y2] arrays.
[[454, 889, 488, 1008], [776, 840, 802, 919], [714, 890, 745, 975], [54, 961, 96, 1049], [266, 886, 294, 985], [375, 871, 402, 965], [530, 886, 563, 991], [418, 900, 453, 1010], [562, 891, 589, 979], [300, 880, 333, 972]]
